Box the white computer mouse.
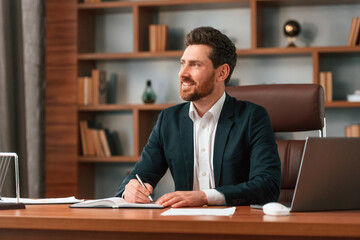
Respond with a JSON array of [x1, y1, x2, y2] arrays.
[[263, 202, 290, 216]]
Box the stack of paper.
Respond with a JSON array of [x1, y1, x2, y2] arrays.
[[347, 90, 360, 102], [160, 207, 236, 216], [0, 196, 83, 205]]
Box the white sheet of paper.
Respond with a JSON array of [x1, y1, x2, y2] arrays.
[[161, 207, 236, 216], [0, 196, 83, 204]]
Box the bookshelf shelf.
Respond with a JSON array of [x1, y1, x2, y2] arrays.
[[78, 0, 248, 9], [256, 0, 360, 7], [46, 0, 360, 198], [78, 51, 184, 60], [78, 103, 176, 111], [78, 46, 360, 61], [325, 101, 360, 108]]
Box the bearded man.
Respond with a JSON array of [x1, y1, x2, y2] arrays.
[[116, 27, 281, 207]]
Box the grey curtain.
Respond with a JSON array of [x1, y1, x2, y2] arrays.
[[0, 0, 45, 198]]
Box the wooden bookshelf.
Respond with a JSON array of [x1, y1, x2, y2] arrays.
[[325, 101, 360, 108], [46, 0, 360, 198], [77, 103, 175, 111]]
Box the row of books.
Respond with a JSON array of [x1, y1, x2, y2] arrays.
[[149, 24, 168, 52], [78, 69, 107, 105], [348, 17, 360, 46], [79, 120, 118, 157], [319, 71, 333, 102], [345, 124, 360, 137]]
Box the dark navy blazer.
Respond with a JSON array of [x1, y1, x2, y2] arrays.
[[116, 93, 281, 206]]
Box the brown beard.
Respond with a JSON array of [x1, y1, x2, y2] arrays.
[[180, 77, 215, 102]]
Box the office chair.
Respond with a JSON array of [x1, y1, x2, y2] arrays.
[[226, 84, 325, 202]]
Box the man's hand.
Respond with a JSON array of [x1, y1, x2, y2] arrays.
[[155, 191, 207, 208], [123, 179, 153, 203]]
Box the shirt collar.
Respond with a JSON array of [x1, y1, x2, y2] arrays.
[[189, 92, 226, 123]]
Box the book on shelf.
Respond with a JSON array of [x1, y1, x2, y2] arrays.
[[78, 69, 107, 106], [107, 73, 117, 104], [92, 69, 107, 105], [98, 129, 111, 157], [348, 17, 360, 46], [70, 197, 163, 209], [109, 130, 122, 155], [345, 124, 360, 137], [149, 24, 168, 52], [319, 71, 333, 102], [79, 120, 96, 156], [78, 77, 93, 105], [79, 120, 115, 157], [79, 120, 88, 155], [90, 128, 105, 157]]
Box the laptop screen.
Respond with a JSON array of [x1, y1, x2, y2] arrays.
[[290, 137, 360, 212]]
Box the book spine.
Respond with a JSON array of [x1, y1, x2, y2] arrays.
[[99, 129, 111, 157], [99, 70, 107, 104], [77, 77, 85, 105], [86, 124, 96, 156], [345, 124, 360, 137], [352, 17, 360, 46], [325, 71, 333, 102], [92, 69, 99, 105], [79, 120, 88, 155], [319, 72, 327, 102], [90, 129, 105, 157], [149, 25, 157, 52], [348, 17, 357, 46]]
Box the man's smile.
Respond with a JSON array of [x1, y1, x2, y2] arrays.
[[181, 80, 196, 91]]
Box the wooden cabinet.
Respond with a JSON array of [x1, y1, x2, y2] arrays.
[[45, 0, 360, 198]]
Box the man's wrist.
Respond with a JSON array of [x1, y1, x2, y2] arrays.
[[202, 189, 226, 205]]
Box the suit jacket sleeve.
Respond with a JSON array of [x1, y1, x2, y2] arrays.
[[115, 110, 169, 197]]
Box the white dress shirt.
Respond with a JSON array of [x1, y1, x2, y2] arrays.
[[188, 92, 226, 205]]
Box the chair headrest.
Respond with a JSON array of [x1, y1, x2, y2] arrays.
[[226, 84, 324, 132]]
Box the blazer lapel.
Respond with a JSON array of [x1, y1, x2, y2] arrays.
[[214, 94, 235, 187], [179, 103, 194, 190]]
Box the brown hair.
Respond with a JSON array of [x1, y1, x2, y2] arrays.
[[185, 27, 237, 85]]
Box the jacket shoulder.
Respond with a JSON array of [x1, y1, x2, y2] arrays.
[[161, 102, 189, 116], [225, 94, 267, 116]]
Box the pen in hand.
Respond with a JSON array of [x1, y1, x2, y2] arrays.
[[135, 174, 153, 202]]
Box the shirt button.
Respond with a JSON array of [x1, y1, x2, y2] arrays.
[[202, 125, 206, 129], [201, 148, 205, 152], [201, 172, 206, 176]]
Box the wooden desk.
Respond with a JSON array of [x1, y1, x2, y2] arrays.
[[1, 205, 360, 240]]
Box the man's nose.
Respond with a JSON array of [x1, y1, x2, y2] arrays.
[[179, 65, 189, 78]]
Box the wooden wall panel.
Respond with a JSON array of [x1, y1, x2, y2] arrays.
[[46, 66, 77, 104], [45, 0, 78, 197]]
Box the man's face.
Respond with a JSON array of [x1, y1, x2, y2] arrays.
[[178, 44, 217, 102]]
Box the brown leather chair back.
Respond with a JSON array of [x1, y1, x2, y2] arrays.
[[226, 84, 325, 202]]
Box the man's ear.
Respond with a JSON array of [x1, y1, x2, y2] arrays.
[[216, 64, 230, 83]]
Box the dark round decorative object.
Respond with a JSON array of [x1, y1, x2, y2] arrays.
[[283, 20, 301, 37], [283, 20, 301, 47]]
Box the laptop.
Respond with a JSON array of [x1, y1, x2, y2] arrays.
[[253, 137, 360, 212]]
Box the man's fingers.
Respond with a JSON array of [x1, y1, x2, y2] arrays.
[[155, 192, 173, 206], [156, 192, 184, 207], [124, 179, 153, 203], [156, 191, 207, 207], [144, 183, 153, 193]]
